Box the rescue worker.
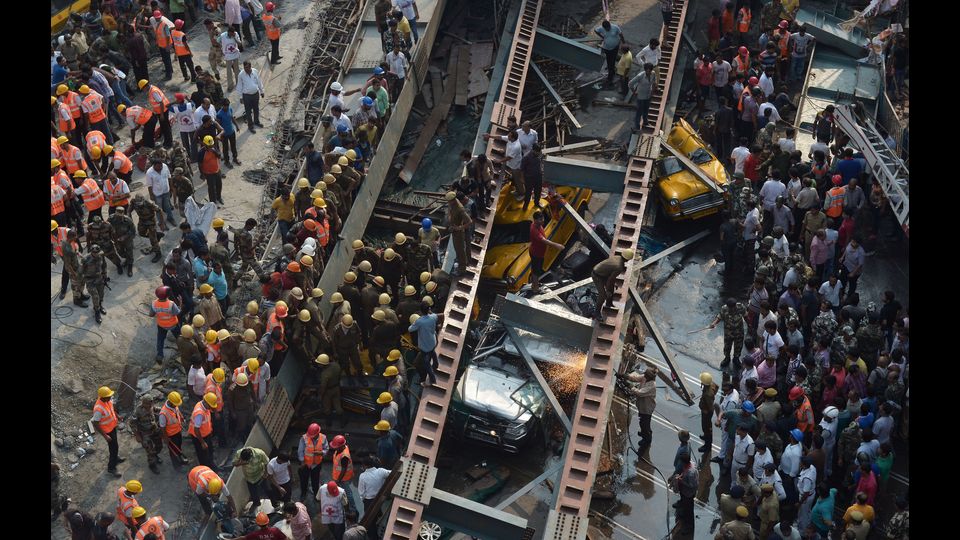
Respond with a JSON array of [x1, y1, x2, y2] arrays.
[[370, 310, 401, 367], [339, 271, 364, 322], [591, 249, 635, 320], [104, 145, 135, 183], [397, 285, 421, 326], [266, 301, 290, 372], [150, 10, 175, 80], [131, 507, 169, 540], [205, 367, 228, 449], [93, 386, 125, 477], [171, 19, 197, 82], [87, 215, 124, 275], [189, 392, 218, 468], [242, 301, 266, 339], [330, 434, 355, 507], [74, 170, 106, 223], [57, 227, 89, 306], [380, 248, 403, 302], [823, 174, 847, 222], [224, 372, 256, 445], [405, 241, 433, 289], [117, 104, 157, 148], [238, 329, 263, 365], [715, 505, 753, 539], [150, 286, 182, 364], [103, 171, 132, 218], [188, 464, 237, 515], [79, 84, 112, 144], [51, 160, 71, 226], [55, 87, 80, 147], [85, 131, 109, 168], [130, 395, 164, 474], [177, 325, 204, 373], [140, 79, 173, 148], [262, 2, 283, 65], [445, 191, 472, 276], [116, 480, 142, 537], [159, 391, 191, 467], [298, 423, 329, 499], [352, 239, 380, 269], [236, 218, 264, 287], [378, 292, 399, 324], [170, 95, 198, 161], [316, 354, 345, 426], [790, 385, 815, 445], [131, 194, 164, 263], [626, 367, 658, 452], [699, 372, 719, 452], [199, 135, 225, 206], [81, 244, 108, 324], [375, 420, 404, 469], [332, 314, 365, 384]]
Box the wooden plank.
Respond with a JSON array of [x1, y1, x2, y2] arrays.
[[398, 46, 460, 183], [428, 66, 444, 109], [454, 46, 471, 106], [468, 73, 489, 99], [467, 42, 494, 99], [542, 139, 601, 155]]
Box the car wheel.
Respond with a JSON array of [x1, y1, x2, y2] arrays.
[[419, 521, 443, 540]]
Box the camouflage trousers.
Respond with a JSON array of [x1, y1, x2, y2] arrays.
[[115, 238, 135, 265], [139, 430, 164, 465], [238, 256, 264, 282], [137, 221, 162, 253], [87, 281, 105, 312], [65, 262, 86, 300], [93, 241, 124, 269]]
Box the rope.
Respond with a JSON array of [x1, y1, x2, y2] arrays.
[[50, 299, 105, 348]]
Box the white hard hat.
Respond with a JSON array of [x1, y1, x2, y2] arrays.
[[823, 406, 839, 420], [331, 81, 344, 92]]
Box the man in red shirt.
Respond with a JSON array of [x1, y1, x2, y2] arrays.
[[837, 208, 855, 250], [198, 135, 225, 206], [528, 210, 565, 292], [237, 512, 287, 539]]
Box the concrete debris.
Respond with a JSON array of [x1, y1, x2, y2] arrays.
[[55, 438, 64, 448], [63, 378, 85, 395], [67, 454, 79, 464], [75, 447, 86, 458]]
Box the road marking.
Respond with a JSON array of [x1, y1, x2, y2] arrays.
[[588, 511, 651, 540]]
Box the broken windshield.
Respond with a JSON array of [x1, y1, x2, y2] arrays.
[[510, 380, 546, 418], [689, 147, 713, 165]]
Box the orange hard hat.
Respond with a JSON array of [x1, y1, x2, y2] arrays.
[[287, 261, 301, 273]]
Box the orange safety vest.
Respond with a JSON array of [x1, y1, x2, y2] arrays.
[[135, 515, 166, 540], [825, 186, 846, 218], [53, 169, 72, 191], [63, 91, 83, 119], [153, 298, 179, 328], [82, 92, 107, 123], [58, 102, 76, 133], [302, 433, 328, 467], [126, 106, 153, 126], [200, 145, 220, 174], [60, 144, 87, 175], [332, 445, 353, 482], [93, 399, 118, 433], [262, 14, 281, 40], [148, 85, 171, 115], [204, 375, 224, 412], [51, 137, 62, 160], [207, 341, 222, 364], [79, 178, 105, 211], [777, 31, 790, 59], [154, 20, 172, 48], [188, 465, 220, 493], [316, 218, 330, 247], [104, 178, 130, 207], [51, 185, 67, 216], [171, 29, 191, 56], [51, 227, 69, 256], [267, 312, 285, 351], [116, 487, 139, 526], [736, 86, 751, 112], [112, 150, 134, 174], [85, 130, 107, 156], [188, 402, 213, 438], [795, 397, 814, 433], [737, 7, 752, 33], [159, 402, 183, 436], [733, 53, 750, 75]]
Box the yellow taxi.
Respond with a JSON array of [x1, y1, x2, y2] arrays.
[[481, 182, 592, 292], [656, 119, 730, 220]]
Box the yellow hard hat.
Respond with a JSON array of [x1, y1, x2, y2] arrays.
[[235, 373, 249, 386], [246, 301, 259, 315], [699, 372, 713, 385], [322, 173, 336, 184], [358, 260, 372, 273], [204, 392, 219, 408], [205, 329, 218, 343], [375, 420, 391, 431], [352, 239, 364, 250], [51, 96, 57, 105], [57, 135, 69, 145], [383, 366, 399, 377], [90, 146, 101, 159], [56, 84, 69, 96], [300, 255, 314, 267], [298, 309, 311, 322], [310, 190, 324, 202], [203, 135, 214, 146], [198, 283, 214, 294], [212, 368, 226, 383], [341, 314, 354, 326], [394, 232, 407, 245], [51, 220, 59, 232], [117, 104, 127, 114], [444, 191, 458, 201], [297, 178, 309, 189], [346, 149, 358, 161], [78, 85, 91, 94], [420, 271, 431, 284], [168, 391, 183, 406], [372, 309, 386, 322], [330, 292, 344, 304], [103, 145, 114, 155], [125, 480, 143, 493], [313, 197, 327, 208], [98, 386, 114, 398], [315, 353, 330, 365], [338, 156, 349, 166], [344, 271, 357, 283], [622, 248, 635, 261], [207, 478, 223, 495], [138, 79, 149, 89], [131, 506, 147, 519], [73, 170, 87, 179], [212, 217, 225, 228], [383, 248, 396, 261], [404, 285, 416, 297], [192, 314, 206, 327], [316, 181, 327, 191], [51, 158, 61, 169], [378, 293, 391, 305], [373, 276, 385, 287], [423, 296, 434, 307], [217, 329, 231, 342], [311, 288, 324, 299], [181, 325, 195, 338], [246, 359, 259, 372], [409, 313, 420, 324], [387, 349, 401, 361], [275, 300, 288, 311], [425, 281, 437, 293], [243, 328, 256, 342], [330, 164, 342, 174]]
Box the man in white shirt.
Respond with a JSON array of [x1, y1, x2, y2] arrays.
[[330, 105, 352, 135], [515, 121, 539, 156], [483, 130, 524, 198], [779, 429, 803, 502], [808, 139, 830, 162], [194, 97, 218, 130], [385, 44, 409, 82], [771, 198, 794, 236], [839, 237, 865, 297], [758, 69, 775, 98], [266, 452, 293, 503], [327, 81, 347, 113], [145, 160, 178, 228], [237, 60, 265, 133], [715, 382, 740, 463], [872, 403, 895, 445], [779, 128, 797, 153], [712, 58, 732, 98], [818, 275, 842, 307], [759, 462, 786, 502], [730, 425, 755, 480], [795, 456, 818, 531], [760, 320, 785, 359], [187, 358, 206, 401], [751, 441, 774, 483], [730, 138, 750, 174], [170, 93, 197, 160], [759, 176, 786, 213], [218, 27, 243, 92], [636, 38, 661, 69], [358, 458, 392, 512], [758, 101, 782, 125]]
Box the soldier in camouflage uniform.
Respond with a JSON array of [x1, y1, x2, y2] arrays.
[[169, 141, 192, 179], [209, 232, 234, 287], [755, 265, 777, 302], [131, 194, 164, 263], [130, 395, 164, 474], [831, 326, 857, 365], [405, 241, 433, 288], [235, 218, 264, 287], [81, 245, 108, 324], [710, 298, 747, 368], [757, 421, 783, 461], [738, 185, 756, 222], [60, 229, 89, 307], [855, 314, 884, 370], [170, 167, 195, 216], [837, 421, 862, 473], [109, 206, 136, 277], [755, 242, 777, 286], [728, 172, 746, 219], [811, 301, 838, 346], [86, 215, 124, 274]]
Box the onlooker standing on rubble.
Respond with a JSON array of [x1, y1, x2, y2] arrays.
[[629, 63, 658, 131], [595, 19, 625, 87]]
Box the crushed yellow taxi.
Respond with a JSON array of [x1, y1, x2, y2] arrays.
[[656, 118, 729, 220]]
